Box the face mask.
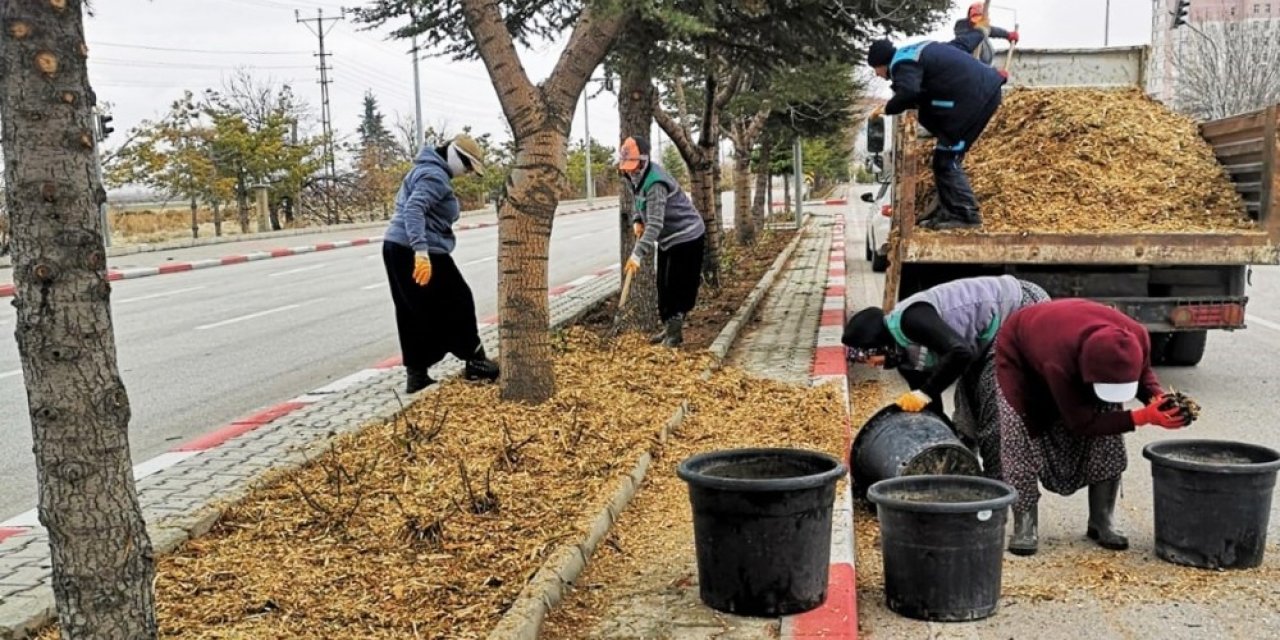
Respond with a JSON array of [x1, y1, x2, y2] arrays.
[[446, 144, 475, 177]]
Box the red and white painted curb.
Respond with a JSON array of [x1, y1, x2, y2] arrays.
[[0, 205, 614, 299], [782, 212, 856, 639], [0, 265, 620, 538]]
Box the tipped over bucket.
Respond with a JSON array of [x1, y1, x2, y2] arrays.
[[851, 405, 981, 498]]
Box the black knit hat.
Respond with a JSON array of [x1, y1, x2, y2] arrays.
[[842, 307, 893, 350], [867, 39, 896, 67]]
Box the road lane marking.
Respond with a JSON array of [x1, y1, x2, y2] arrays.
[[566, 232, 596, 241], [0, 369, 22, 380], [196, 303, 303, 331], [115, 286, 206, 305], [1247, 314, 1280, 332], [364, 253, 381, 260], [268, 263, 327, 277], [361, 282, 385, 291], [462, 256, 496, 267]]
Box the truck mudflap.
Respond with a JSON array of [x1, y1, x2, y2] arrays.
[[1092, 296, 1247, 332]]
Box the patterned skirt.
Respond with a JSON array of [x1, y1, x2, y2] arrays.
[[952, 279, 1051, 479]]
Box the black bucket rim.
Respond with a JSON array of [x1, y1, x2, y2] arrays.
[[1143, 439, 1280, 475], [677, 447, 847, 492], [867, 474, 1017, 514]]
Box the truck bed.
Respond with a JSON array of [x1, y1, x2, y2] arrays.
[[892, 103, 1280, 267]]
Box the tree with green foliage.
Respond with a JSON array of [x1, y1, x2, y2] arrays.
[[565, 138, 616, 199], [354, 92, 402, 219], [203, 79, 322, 233], [106, 91, 229, 238], [355, 0, 627, 403]]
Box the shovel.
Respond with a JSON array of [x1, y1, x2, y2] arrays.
[[1003, 22, 1020, 76]]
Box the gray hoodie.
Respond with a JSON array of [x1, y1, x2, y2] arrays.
[[384, 145, 460, 254]]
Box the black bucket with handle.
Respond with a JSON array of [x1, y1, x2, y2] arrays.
[[851, 405, 981, 498]]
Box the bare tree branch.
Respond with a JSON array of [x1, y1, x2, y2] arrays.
[[1172, 20, 1280, 121]]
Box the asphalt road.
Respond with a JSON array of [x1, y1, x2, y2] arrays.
[[844, 188, 1280, 637], [0, 208, 623, 520]]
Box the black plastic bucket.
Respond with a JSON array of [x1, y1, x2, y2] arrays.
[[851, 405, 981, 498], [867, 475, 1017, 622], [1143, 439, 1280, 570], [677, 448, 847, 617]]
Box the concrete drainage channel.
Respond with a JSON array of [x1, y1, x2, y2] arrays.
[[488, 217, 812, 639]]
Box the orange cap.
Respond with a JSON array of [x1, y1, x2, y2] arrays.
[[617, 137, 647, 173]]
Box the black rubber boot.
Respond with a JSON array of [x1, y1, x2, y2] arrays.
[[405, 368, 435, 394], [648, 325, 668, 345], [1008, 507, 1039, 556], [1086, 478, 1129, 550], [464, 346, 500, 383], [661, 313, 685, 348]]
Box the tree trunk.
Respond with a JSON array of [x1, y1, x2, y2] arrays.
[[0, 2, 158, 637], [734, 147, 755, 245], [784, 173, 792, 215], [268, 201, 282, 231], [213, 200, 223, 237], [190, 195, 199, 239], [752, 136, 770, 229], [613, 33, 660, 335], [236, 178, 250, 234], [497, 127, 564, 403]]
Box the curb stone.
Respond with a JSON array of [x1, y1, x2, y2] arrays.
[[488, 219, 813, 639]]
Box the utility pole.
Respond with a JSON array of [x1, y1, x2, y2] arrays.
[[297, 8, 342, 224], [92, 111, 114, 247], [412, 34, 424, 144], [793, 137, 803, 230], [1105, 0, 1111, 46], [583, 92, 594, 203]]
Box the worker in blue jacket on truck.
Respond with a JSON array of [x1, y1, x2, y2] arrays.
[[866, 33, 1006, 231]]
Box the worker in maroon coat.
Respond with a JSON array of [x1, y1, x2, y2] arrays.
[[994, 299, 1197, 556]]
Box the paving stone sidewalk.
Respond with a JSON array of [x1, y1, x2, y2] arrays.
[[0, 274, 618, 639], [579, 211, 839, 640]]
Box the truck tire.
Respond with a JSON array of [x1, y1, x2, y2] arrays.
[[1162, 331, 1207, 367], [871, 250, 889, 273]]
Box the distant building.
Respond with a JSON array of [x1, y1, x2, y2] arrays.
[[1148, 0, 1280, 106]]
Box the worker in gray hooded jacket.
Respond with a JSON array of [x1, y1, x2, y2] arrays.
[[383, 134, 499, 394], [843, 275, 1050, 477], [619, 135, 707, 347]]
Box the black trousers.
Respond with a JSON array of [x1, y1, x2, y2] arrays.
[[656, 234, 705, 322], [382, 242, 482, 373], [932, 91, 1002, 222]]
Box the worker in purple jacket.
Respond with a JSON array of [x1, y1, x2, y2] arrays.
[[995, 299, 1197, 556]]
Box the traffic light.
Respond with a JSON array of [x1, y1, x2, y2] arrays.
[[97, 113, 114, 140], [1171, 0, 1191, 28]]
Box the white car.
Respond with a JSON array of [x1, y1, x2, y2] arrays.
[[862, 181, 892, 273]]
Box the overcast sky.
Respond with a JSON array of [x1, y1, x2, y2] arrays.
[[85, 0, 1154, 158]]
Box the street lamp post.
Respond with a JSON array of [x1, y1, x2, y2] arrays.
[[582, 75, 613, 204]]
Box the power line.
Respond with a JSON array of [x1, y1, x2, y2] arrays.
[[91, 57, 312, 71], [90, 41, 308, 56]]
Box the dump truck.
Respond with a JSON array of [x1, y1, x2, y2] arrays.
[[862, 46, 1280, 366]]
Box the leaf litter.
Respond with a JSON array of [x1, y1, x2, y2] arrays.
[[914, 88, 1256, 234]]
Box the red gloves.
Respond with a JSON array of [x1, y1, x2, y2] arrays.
[[1132, 395, 1187, 429], [1008, 31, 1020, 44], [997, 69, 1010, 81]]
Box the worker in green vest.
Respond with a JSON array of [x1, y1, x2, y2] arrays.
[[618, 136, 707, 347]]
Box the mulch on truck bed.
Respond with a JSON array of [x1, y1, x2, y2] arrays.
[[915, 88, 1257, 234]]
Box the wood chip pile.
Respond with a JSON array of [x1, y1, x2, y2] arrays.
[[916, 88, 1255, 233]]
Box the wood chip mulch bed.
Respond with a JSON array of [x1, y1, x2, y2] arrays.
[[914, 88, 1256, 234], [36, 231, 799, 639]]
